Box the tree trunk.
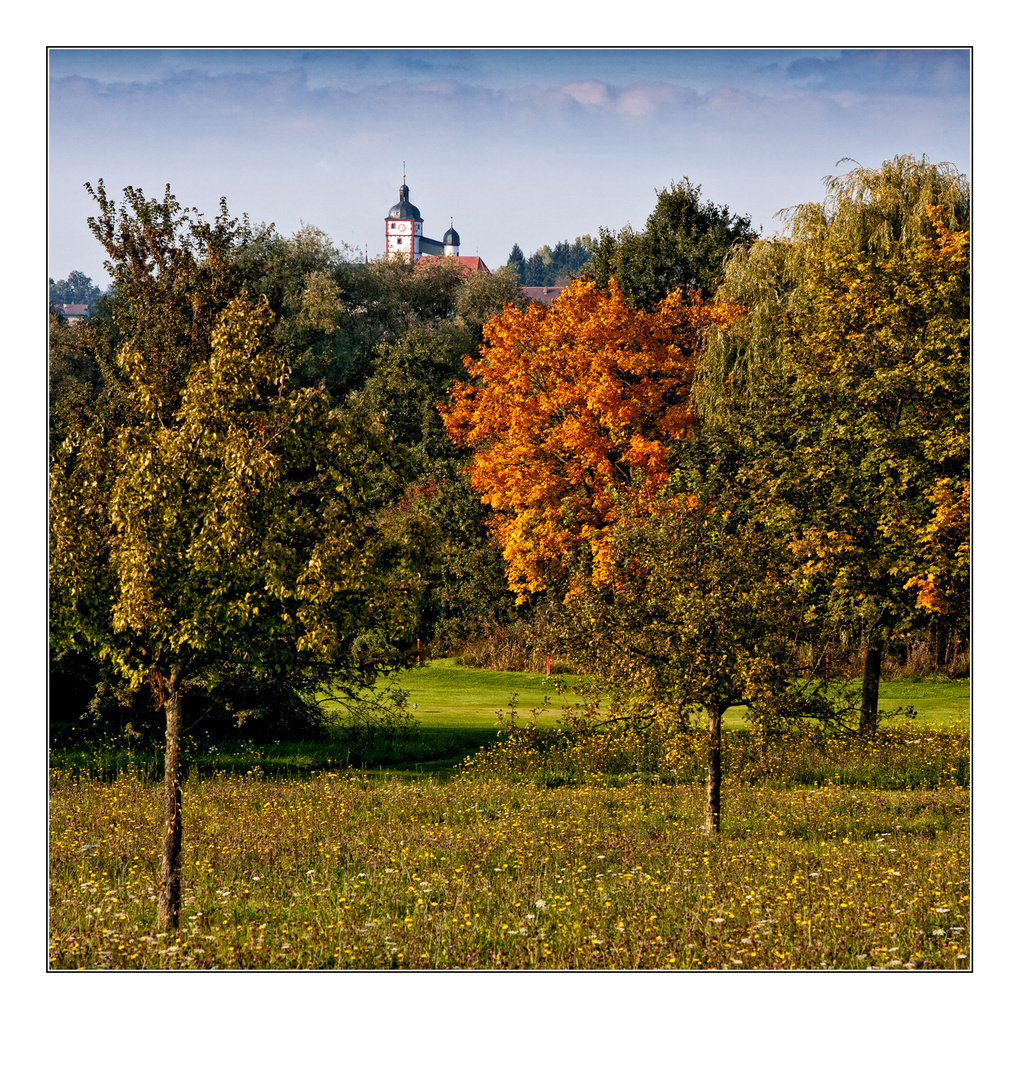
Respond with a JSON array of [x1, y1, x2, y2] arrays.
[[859, 632, 883, 737], [157, 670, 185, 930], [704, 703, 723, 835]]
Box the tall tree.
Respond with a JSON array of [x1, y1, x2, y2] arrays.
[[698, 155, 970, 732], [587, 179, 757, 309], [505, 243, 526, 283], [502, 238, 593, 287], [51, 183, 429, 927]]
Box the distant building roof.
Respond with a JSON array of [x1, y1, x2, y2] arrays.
[[451, 256, 489, 274], [418, 254, 490, 275], [520, 286, 565, 305], [57, 303, 89, 319]]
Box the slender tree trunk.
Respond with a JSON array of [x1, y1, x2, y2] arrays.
[[157, 670, 185, 930], [859, 633, 883, 738], [704, 703, 723, 835]]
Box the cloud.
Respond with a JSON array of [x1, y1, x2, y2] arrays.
[[616, 84, 688, 119], [785, 49, 969, 97], [562, 80, 611, 108]]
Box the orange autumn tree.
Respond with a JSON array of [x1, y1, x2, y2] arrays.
[[441, 277, 727, 599]]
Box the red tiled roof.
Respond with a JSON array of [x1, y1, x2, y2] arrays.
[[59, 303, 89, 316], [451, 256, 489, 274], [418, 254, 490, 275]]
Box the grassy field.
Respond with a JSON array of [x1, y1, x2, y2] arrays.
[[335, 661, 970, 777], [48, 757, 969, 971], [394, 661, 971, 730], [48, 667, 969, 970], [49, 662, 970, 781]]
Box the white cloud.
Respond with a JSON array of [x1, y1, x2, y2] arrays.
[[616, 84, 685, 119], [562, 81, 611, 108]]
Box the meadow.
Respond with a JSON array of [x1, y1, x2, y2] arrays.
[[48, 666, 970, 971]]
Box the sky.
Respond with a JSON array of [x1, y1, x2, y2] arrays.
[[47, 47, 972, 288]]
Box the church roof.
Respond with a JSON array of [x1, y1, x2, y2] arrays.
[[387, 183, 421, 221], [417, 255, 490, 275]]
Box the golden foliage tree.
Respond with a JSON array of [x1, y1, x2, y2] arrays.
[[441, 278, 729, 599]]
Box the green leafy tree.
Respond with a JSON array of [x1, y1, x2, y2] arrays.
[[278, 251, 481, 397], [698, 155, 970, 732], [345, 270, 526, 646], [505, 238, 593, 287], [49, 270, 103, 308], [51, 296, 426, 929], [587, 179, 756, 309], [547, 438, 841, 833], [52, 183, 431, 927], [53, 183, 295, 741]]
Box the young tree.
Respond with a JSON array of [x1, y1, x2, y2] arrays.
[[51, 296, 426, 929], [698, 156, 970, 732], [441, 278, 729, 601], [548, 443, 839, 833], [52, 182, 430, 927]]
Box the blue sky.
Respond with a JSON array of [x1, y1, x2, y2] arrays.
[[48, 47, 971, 287]]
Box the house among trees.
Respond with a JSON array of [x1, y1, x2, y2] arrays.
[[520, 286, 565, 306], [55, 303, 89, 323]]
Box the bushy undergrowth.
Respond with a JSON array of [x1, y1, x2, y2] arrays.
[[438, 621, 969, 679], [445, 622, 555, 673], [49, 718, 969, 971], [473, 721, 970, 792]]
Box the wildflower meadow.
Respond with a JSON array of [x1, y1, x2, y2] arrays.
[[49, 700, 969, 971]]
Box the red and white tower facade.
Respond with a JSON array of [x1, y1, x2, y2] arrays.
[[384, 177, 423, 262]]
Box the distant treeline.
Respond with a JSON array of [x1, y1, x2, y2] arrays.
[[504, 238, 594, 287]]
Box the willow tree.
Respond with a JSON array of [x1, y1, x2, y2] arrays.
[[698, 155, 970, 733], [51, 297, 426, 929]]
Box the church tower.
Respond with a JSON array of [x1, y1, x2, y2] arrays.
[[443, 220, 460, 257], [385, 176, 423, 262]]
